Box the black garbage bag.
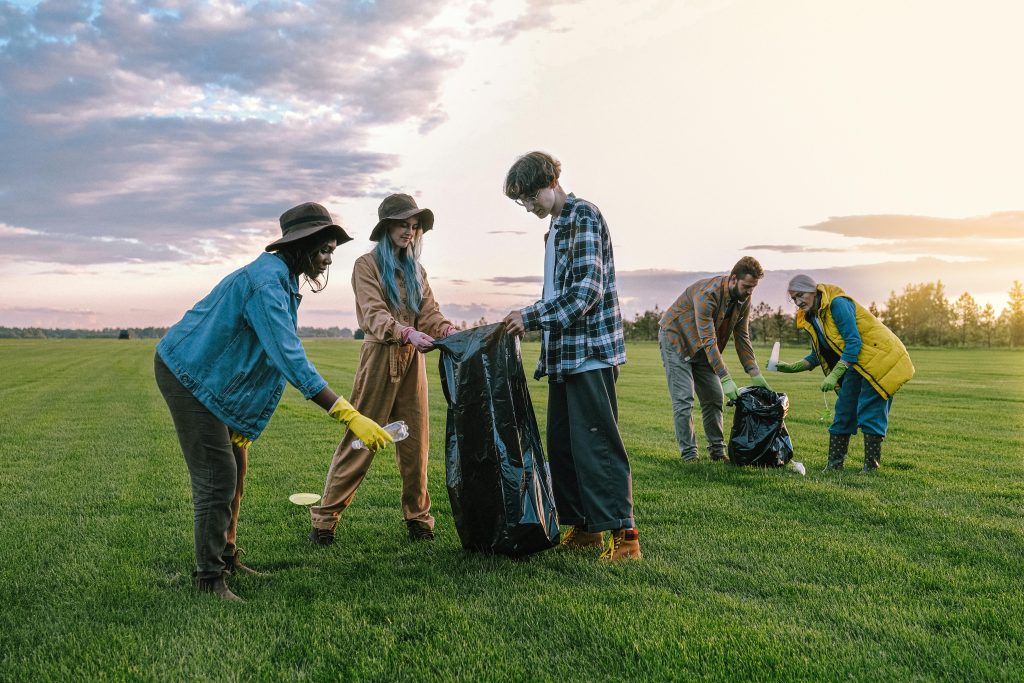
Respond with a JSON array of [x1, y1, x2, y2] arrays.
[[727, 386, 794, 467], [434, 323, 559, 557]]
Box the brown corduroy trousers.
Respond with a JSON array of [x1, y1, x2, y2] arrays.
[[310, 341, 433, 531]]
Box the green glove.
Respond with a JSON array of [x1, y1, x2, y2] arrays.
[[329, 397, 394, 451], [749, 373, 771, 390], [775, 360, 807, 373], [720, 374, 739, 401], [820, 363, 848, 392]]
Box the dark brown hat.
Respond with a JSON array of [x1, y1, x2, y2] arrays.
[[265, 202, 353, 252], [369, 193, 434, 242]]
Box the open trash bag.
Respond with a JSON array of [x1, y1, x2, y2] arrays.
[[434, 323, 559, 557], [727, 386, 794, 467]]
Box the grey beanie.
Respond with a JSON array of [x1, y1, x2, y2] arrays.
[[788, 274, 818, 293]]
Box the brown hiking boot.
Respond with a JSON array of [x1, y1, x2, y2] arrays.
[[599, 528, 642, 562], [196, 575, 244, 602], [559, 525, 604, 550], [222, 548, 266, 577]]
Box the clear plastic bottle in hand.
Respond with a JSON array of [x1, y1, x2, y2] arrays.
[[351, 420, 409, 450]]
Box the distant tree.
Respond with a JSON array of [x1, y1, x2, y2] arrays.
[[868, 302, 882, 319], [353, 328, 365, 340], [623, 307, 661, 341], [1006, 280, 1024, 348], [978, 303, 998, 348], [883, 281, 953, 346], [952, 292, 979, 347], [750, 301, 773, 344], [339, 327, 353, 338]]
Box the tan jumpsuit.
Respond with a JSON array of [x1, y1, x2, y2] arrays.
[[311, 252, 453, 531]]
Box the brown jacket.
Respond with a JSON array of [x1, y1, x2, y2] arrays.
[[352, 253, 453, 380]]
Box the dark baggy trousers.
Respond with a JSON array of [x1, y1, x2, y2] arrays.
[[546, 367, 635, 533], [155, 353, 246, 579]]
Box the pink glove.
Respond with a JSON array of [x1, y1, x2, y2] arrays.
[[402, 327, 435, 352]]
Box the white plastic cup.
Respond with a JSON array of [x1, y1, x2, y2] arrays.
[[352, 420, 409, 450], [767, 341, 781, 372]]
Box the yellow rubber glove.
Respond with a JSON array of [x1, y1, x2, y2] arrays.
[[820, 362, 848, 392], [229, 430, 252, 450], [328, 397, 393, 451]]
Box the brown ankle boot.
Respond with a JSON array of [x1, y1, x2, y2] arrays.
[[559, 526, 604, 550], [599, 528, 642, 562], [196, 575, 244, 602], [222, 548, 265, 577]]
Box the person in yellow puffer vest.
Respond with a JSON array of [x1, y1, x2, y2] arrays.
[[775, 274, 915, 472]]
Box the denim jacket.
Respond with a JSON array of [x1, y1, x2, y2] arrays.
[[156, 252, 327, 440]]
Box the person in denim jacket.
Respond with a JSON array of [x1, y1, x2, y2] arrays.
[[155, 202, 393, 601]]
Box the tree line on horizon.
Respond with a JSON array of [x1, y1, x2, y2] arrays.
[[2, 281, 1022, 348]]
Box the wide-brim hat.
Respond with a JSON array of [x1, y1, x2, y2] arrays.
[[369, 193, 434, 242], [265, 202, 353, 252]]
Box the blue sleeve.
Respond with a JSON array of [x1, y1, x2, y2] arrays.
[[830, 297, 862, 363], [244, 283, 328, 399], [803, 350, 819, 369]]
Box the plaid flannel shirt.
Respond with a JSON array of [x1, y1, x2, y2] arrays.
[[658, 275, 759, 379], [520, 194, 626, 381]]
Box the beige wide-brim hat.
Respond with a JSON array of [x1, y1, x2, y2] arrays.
[[265, 202, 353, 252], [369, 193, 434, 242]]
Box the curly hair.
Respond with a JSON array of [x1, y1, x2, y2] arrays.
[[503, 151, 561, 200], [273, 232, 332, 292], [731, 256, 764, 281]]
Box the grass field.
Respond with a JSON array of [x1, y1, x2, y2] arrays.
[[0, 339, 1022, 681]]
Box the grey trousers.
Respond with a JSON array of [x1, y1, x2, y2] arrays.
[[658, 330, 726, 460], [547, 367, 635, 533], [155, 353, 244, 579]]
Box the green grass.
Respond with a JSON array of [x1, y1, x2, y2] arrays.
[[0, 340, 1022, 681]]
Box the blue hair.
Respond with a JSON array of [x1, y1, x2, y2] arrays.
[[374, 238, 423, 315]]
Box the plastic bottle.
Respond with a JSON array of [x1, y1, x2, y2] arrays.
[[351, 420, 409, 450]]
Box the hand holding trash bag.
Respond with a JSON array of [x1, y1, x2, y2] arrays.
[[402, 327, 435, 352], [820, 362, 848, 392], [329, 397, 393, 450], [775, 360, 808, 373], [720, 374, 740, 401], [502, 310, 525, 336], [749, 373, 772, 390]]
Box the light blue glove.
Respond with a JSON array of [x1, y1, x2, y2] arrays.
[[820, 363, 848, 392], [721, 374, 739, 401]]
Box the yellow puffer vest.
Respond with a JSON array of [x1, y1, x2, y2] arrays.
[[795, 284, 914, 399]]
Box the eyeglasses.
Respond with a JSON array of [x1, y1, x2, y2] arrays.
[[513, 192, 540, 207]]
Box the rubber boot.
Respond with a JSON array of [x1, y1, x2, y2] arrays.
[[863, 433, 883, 472], [823, 433, 850, 471]]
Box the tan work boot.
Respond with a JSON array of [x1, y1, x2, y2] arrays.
[[599, 528, 642, 562], [559, 525, 605, 550], [196, 575, 244, 602]]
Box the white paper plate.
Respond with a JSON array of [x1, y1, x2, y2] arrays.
[[288, 492, 321, 505], [767, 341, 781, 371]]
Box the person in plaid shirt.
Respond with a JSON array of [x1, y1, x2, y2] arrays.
[[658, 257, 772, 462], [502, 151, 639, 562]]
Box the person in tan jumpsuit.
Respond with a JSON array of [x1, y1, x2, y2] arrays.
[[309, 193, 456, 544]]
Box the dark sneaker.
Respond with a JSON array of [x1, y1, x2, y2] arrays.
[[196, 575, 244, 602], [406, 520, 435, 542], [308, 526, 335, 546], [710, 451, 728, 462], [682, 454, 699, 463]]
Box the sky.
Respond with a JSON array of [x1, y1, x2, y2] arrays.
[[1, 0, 1022, 330]]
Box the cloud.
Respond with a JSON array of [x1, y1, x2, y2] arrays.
[[0, 0, 564, 265], [488, 275, 543, 285], [486, 230, 528, 235], [744, 244, 847, 254], [800, 212, 1024, 239]]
